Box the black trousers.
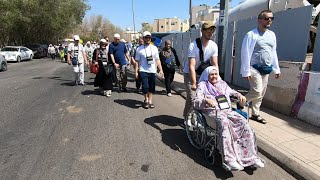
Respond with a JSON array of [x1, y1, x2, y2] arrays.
[[164, 71, 175, 93], [136, 71, 141, 89]]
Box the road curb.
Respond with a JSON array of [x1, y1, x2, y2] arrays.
[[156, 75, 319, 180]]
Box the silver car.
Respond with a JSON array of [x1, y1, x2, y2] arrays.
[[0, 55, 7, 71], [0, 46, 34, 62]]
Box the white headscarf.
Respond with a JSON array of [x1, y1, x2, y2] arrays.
[[198, 66, 221, 82]]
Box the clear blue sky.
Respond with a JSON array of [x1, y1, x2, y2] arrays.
[[85, 0, 242, 31]]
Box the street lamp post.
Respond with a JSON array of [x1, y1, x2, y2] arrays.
[[132, 0, 136, 40]]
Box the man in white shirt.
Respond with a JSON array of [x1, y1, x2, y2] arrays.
[[183, 21, 219, 118], [241, 10, 281, 124], [67, 35, 88, 85], [135, 31, 164, 109]]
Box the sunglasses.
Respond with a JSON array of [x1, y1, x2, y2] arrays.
[[144, 36, 151, 39], [204, 28, 215, 32], [262, 17, 274, 21]]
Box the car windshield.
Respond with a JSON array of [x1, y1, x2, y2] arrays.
[[1, 47, 18, 51]]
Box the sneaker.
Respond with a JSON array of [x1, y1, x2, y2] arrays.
[[74, 80, 78, 86], [254, 159, 265, 168], [167, 93, 172, 97], [106, 90, 112, 97], [103, 90, 107, 96], [227, 161, 244, 171]]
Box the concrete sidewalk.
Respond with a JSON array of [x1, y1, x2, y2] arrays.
[[157, 71, 320, 180]]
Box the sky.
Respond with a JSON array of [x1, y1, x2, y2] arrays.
[[85, 0, 243, 31]]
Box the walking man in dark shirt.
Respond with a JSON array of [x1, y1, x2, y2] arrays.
[[109, 33, 131, 92], [159, 40, 180, 96]]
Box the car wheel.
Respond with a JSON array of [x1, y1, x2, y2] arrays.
[[17, 56, 21, 63], [1, 61, 7, 71], [30, 55, 33, 61]]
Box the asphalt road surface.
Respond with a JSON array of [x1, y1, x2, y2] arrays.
[[0, 58, 295, 180]]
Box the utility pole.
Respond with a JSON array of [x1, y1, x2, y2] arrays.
[[189, 0, 192, 28], [217, 0, 229, 79]]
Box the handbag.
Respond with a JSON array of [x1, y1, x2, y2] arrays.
[[252, 64, 273, 75], [195, 38, 210, 75], [90, 64, 99, 74], [71, 45, 79, 65]]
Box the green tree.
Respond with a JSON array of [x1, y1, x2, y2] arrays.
[[0, 0, 90, 46]]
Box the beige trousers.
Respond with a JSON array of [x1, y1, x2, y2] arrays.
[[245, 67, 269, 116], [183, 73, 196, 118]]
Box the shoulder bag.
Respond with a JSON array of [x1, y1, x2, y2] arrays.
[[195, 38, 210, 75]]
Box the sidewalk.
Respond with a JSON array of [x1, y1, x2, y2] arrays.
[[157, 71, 320, 180]]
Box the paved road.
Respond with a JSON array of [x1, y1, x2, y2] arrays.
[[0, 58, 295, 180]]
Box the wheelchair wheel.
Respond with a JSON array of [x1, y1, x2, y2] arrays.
[[185, 109, 207, 149]]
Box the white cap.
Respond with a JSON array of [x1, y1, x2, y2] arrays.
[[120, 39, 126, 43], [100, 39, 107, 43], [114, 33, 120, 38], [86, 41, 91, 44], [143, 31, 151, 37], [74, 35, 80, 41]]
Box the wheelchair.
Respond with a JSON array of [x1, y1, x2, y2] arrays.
[[184, 100, 264, 171]]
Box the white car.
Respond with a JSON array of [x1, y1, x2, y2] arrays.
[[0, 46, 34, 62]]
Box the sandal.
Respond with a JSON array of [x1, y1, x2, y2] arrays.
[[250, 115, 267, 124], [143, 101, 149, 109], [149, 103, 155, 108]]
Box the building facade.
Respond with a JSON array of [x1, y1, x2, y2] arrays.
[[153, 17, 181, 33], [123, 28, 140, 42]]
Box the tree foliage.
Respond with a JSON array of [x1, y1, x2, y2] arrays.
[[76, 15, 123, 43], [0, 0, 90, 46]]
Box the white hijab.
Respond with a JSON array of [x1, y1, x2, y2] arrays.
[[198, 66, 221, 82]]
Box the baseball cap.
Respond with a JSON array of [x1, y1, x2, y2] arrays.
[[143, 31, 151, 37], [201, 21, 215, 30], [74, 35, 80, 41], [100, 39, 107, 45], [114, 34, 120, 38]]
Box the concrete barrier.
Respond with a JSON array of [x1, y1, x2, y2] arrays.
[[263, 61, 302, 115], [294, 71, 320, 127]]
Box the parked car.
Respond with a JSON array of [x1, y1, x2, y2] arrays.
[[25, 44, 47, 58], [0, 55, 7, 71], [0, 46, 34, 62]]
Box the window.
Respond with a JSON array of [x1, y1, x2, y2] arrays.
[[161, 25, 164, 28], [166, 22, 169, 25], [171, 22, 175, 25]]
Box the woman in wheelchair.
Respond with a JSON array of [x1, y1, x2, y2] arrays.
[[193, 66, 264, 171]]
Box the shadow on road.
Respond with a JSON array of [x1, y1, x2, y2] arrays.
[[144, 115, 239, 179], [81, 88, 102, 96], [60, 82, 76, 86], [114, 99, 143, 109]]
